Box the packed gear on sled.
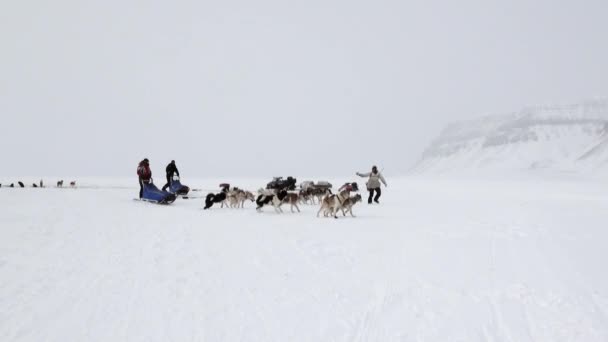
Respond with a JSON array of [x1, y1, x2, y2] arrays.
[[300, 181, 314, 190], [300, 180, 333, 191], [266, 177, 297, 191]]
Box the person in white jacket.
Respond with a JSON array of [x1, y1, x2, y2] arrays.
[[356, 165, 387, 204]]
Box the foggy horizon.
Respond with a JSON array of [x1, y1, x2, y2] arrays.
[[2, 0, 607, 178]]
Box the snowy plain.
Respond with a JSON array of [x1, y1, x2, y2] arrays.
[[1, 176, 608, 341]]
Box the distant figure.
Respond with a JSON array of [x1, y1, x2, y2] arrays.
[[57, 180, 64, 187], [40, 179, 44, 188], [18, 181, 24, 188], [70, 181, 76, 188], [32, 183, 38, 188], [162, 160, 180, 191], [137, 158, 152, 199], [356, 165, 387, 204]]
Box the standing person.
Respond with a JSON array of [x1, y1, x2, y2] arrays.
[[356, 165, 387, 204], [162, 160, 180, 191], [137, 158, 152, 199]]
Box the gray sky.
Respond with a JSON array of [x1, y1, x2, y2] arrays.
[[1, 0, 607, 178]]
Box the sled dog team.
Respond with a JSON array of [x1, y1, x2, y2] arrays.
[[139, 159, 387, 218], [202, 175, 385, 219], [203, 183, 363, 218]]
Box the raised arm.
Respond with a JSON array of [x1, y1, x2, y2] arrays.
[[379, 173, 387, 186], [356, 172, 371, 178]]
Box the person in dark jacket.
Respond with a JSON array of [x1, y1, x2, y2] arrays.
[[162, 160, 180, 191], [137, 158, 152, 198]]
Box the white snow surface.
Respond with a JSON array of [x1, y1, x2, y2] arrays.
[[1, 177, 608, 341]]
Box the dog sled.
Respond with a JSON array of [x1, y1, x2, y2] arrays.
[[138, 179, 177, 204], [167, 176, 190, 196]]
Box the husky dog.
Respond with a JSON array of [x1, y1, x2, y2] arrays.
[[317, 183, 358, 219], [282, 192, 301, 213], [204, 185, 230, 210], [57, 180, 64, 187], [298, 189, 312, 205], [300, 181, 333, 205], [237, 190, 255, 208], [298, 187, 331, 205], [318, 194, 337, 218], [311, 188, 332, 204], [227, 189, 255, 208], [256, 189, 288, 213], [226, 189, 240, 208], [326, 194, 362, 217]]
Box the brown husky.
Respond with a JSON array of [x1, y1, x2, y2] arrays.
[[282, 192, 301, 213], [317, 185, 355, 219]]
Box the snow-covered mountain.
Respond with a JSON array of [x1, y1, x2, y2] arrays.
[[413, 99, 608, 174]]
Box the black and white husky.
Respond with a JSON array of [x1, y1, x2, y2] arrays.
[[204, 185, 230, 210], [256, 189, 288, 213]]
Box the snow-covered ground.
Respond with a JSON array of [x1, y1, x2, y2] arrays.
[[1, 176, 608, 341]]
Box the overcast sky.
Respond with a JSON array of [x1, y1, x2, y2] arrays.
[[1, 0, 607, 178]]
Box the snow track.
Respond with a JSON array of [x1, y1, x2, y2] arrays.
[[1, 178, 607, 341]]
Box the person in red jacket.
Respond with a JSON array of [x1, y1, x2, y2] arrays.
[[137, 158, 152, 198]]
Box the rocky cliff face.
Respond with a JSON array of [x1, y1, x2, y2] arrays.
[[414, 99, 608, 174]]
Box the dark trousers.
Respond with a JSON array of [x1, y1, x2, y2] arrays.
[[162, 175, 172, 191], [139, 179, 144, 198], [368, 187, 381, 203]]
